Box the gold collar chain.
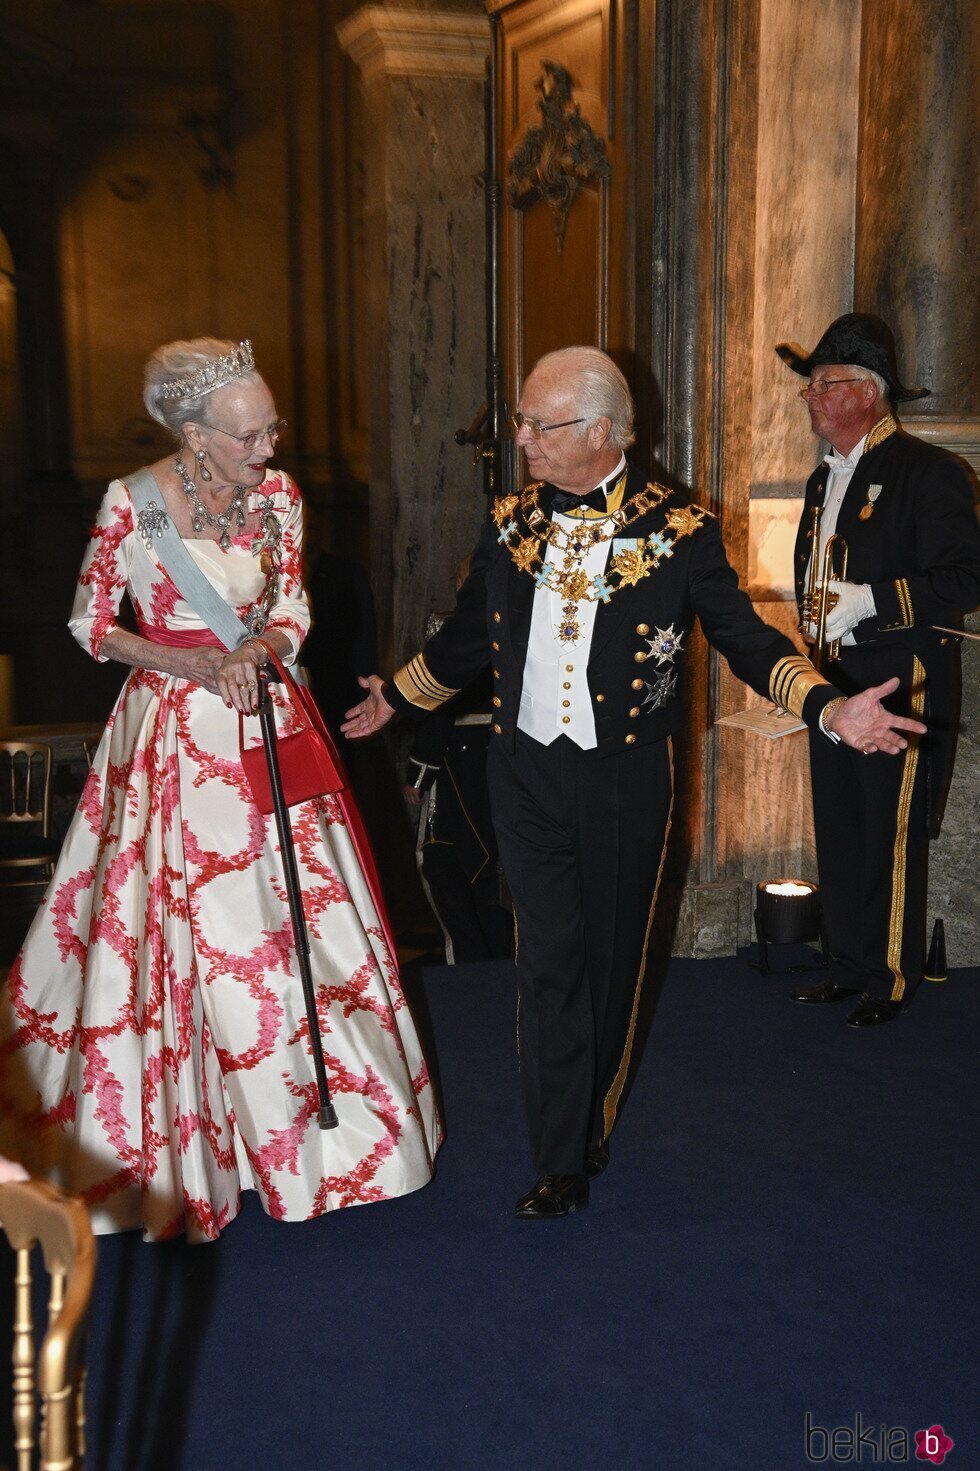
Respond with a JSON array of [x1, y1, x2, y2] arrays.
[[491, 481, 713, 642]]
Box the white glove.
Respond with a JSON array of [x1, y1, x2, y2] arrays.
[[824, 580, 876, 640]]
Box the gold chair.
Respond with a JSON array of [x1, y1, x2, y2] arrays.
[[0, 1179, 97, 1471], [0, 743, 58, 887]]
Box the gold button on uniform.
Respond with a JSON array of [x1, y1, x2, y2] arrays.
[[493, 611, 501, 623], [629, 707, 640, 718], [493, 723, 502, 734], [636, 623, 649, 636], [634, 651, 647, 663], [492, 640, 500, 651], [595, 693, 604, 703], [563, 681, 571, 690], [492, 696, 502, 708], [562, 699, 570, 708], [566, 665, 574, 673], [494, 669, 501, 679], [632, 678, 644, 691], [562, 716, 571, 725], [625, 733, 636, 745]]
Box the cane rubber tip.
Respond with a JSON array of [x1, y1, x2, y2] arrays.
[[318, 1105, 340, 1130]]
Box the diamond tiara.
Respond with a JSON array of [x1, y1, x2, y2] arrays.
[[158, 340, 256, 401]]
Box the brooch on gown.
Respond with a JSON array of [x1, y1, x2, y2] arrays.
[[243, 494, 285, 634], [136, 500, 170, 551]]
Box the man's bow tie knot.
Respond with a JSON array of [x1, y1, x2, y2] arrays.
[[552, 486, 607, 515]]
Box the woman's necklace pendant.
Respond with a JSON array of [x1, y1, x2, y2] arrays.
[[175, 453, 246, 545]]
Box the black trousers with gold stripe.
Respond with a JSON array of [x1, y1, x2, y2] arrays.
[[808, 648, 929, 1004], [487, 731, 673, 1175]]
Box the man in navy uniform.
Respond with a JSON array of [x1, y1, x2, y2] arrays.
[[344, 346, 924, 1216], [777, 314, 980, 1027]]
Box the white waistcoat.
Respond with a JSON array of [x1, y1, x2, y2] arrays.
[[517, 511, 617, 750]]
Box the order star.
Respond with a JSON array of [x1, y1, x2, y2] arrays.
[[647, 624, 683, 667]]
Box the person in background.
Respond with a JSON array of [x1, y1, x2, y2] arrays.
[[777, 313, 980, 1027], [405, 559, 512, 964]]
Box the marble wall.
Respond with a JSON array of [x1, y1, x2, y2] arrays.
[[732, 0, 861, 946], [747, 0, 861, 598], [339, 5, 490, 669]]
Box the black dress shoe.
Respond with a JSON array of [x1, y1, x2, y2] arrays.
[[846, 993, 903, 1028], [789, 980, 860, 1004], [514, 1173, 589, 1218], [585, 1142, 609, 1181]]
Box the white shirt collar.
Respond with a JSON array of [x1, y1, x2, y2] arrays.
[[823, 433, 868, 475]]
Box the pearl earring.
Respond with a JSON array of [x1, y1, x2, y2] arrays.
[[195, 449, 212, 482]]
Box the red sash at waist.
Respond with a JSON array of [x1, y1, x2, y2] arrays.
[[138, 623, 227, 649]]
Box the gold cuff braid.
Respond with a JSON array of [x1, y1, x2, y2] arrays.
[[769, 654, 830, 721], [392, 653, 459, 712]]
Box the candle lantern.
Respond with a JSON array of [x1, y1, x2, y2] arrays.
[[753, 879, 829, 974]]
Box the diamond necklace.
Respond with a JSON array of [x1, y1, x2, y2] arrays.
[[174, 454, 247, 550]]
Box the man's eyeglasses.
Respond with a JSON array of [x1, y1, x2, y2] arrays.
[[511, 412, 586, 439], [210, 419, 287, 454], [798, 379, 862, 399]]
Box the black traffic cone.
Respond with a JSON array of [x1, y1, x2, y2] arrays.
[[923, 918, 947, 983]]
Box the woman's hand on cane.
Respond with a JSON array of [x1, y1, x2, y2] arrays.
[[216, 645, 266, 714]]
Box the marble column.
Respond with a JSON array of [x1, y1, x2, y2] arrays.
[[337, 4, 490, 671], [856, 0, 978, 425], [857, 0, 979, 966]]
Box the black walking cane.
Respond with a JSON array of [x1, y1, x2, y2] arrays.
[[257, 668, 339, 1130]]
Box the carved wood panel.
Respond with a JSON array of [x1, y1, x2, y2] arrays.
[[491, 0, 633, 410]]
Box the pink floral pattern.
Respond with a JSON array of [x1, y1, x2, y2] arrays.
[[0, 473, 440, 1241]]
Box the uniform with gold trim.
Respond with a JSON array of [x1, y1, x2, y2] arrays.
[[794, 416, 980, 1006], [387, 461, 841, 1179]]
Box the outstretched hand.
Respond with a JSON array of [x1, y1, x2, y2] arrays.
[[341, 675, 396, 740], [826, 676, 926, 756]]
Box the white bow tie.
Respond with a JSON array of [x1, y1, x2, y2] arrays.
[[824, 446, 861, 475]]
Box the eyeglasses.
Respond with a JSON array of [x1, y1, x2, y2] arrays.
[[511, 412, 586, 439], [798, 379, 862, 399], [209, 418, 287, 453]]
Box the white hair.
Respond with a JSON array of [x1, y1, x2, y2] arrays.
[[847, 365, 890, 404], [532, 346, 636, 450], [143, 338, 263, 437]]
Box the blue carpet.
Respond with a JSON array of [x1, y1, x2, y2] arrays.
[[6, 956, 978, 1470]]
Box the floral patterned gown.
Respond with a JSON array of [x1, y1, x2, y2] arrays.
[[0, 471, 440, 1241]]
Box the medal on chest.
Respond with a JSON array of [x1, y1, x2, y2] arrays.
[[859, 483, 883, 521]]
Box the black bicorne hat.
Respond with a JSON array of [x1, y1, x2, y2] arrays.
[[775, 312, 930, 402]]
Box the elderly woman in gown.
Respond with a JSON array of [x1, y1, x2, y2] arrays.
[[0, 338, 440, 1241]]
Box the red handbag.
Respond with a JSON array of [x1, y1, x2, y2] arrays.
[[239, 644, 344, 812]]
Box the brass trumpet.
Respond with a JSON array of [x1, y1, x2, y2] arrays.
[[801, 506, 848, 672]]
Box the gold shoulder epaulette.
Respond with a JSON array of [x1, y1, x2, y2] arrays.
[[864, 413, 897, 454]]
